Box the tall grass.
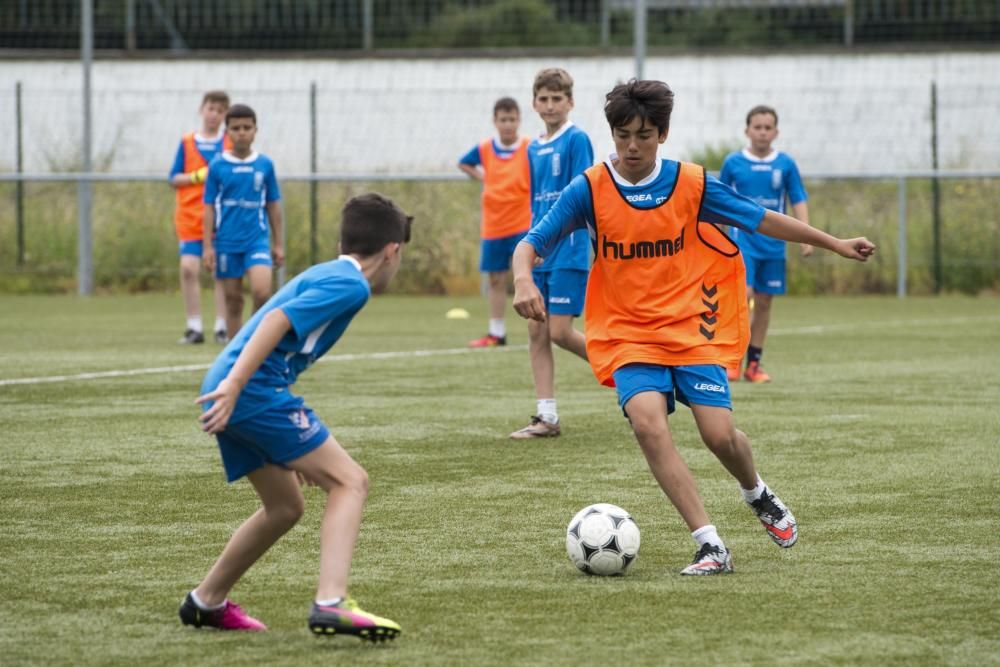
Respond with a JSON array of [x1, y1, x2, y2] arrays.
[[0, 177, 997, 295]]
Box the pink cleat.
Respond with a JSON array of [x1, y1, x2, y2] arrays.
[[179, 593, 267, 631]]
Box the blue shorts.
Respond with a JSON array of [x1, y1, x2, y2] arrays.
[[216, 238, 272, 279], [215, 395, 330, 482], [178, 240, 203, 257], [613, 363, 732, 416], [480, 231, 527, 273], [744, 255, 786, 295], [532, 268, 587, 317]]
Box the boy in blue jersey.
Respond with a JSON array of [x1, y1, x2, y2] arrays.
[[168, 90, 230, 345], [202, 104, 285, 340], [179, 193, 412, 638], [509, 68, 594, 440], [720, 106, 812, 383], [511, 79, 874, 575]]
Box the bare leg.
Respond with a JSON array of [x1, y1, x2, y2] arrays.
[[221, 278, 245, 339], [547, 314, 588, 361], [749, 291, 773, 349], [689, 404, 757, 489], [195, 464, 305, 606], [212, 279, 228, 332], [179, 254, 202, 321], [487, 271, 507, 321], [285, 436, 369, 601], [624, 391, 711, 531], [528, 318, 554, 401], [246, 264, 274, 313]]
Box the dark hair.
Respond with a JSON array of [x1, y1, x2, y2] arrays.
[[604, 79, 674, 134], [225, 103, 256, 126], [746, 105, 778, 127], [340, 193, 413, 257], [201, 90, 230, 108], [533, 68, 574, 99], [494, 97, 519, 116]]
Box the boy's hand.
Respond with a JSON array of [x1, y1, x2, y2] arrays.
[[513, 279, 546, 322], [190, 167, 208, 184], [203, 246, 216, 273], [836, 237, 876, 261], [196, 378, 243, 434], [272, 243, 285, 268], [800, 243, 814, 258]]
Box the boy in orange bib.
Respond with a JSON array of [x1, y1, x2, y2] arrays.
[[512, 80, 875, 575]]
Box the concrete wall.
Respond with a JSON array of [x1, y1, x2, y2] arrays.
[[1, 52, 998, 176]]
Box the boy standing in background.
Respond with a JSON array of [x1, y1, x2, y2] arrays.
[[459, 97, 532, 348], [720, 106, 811, 383], [509, 68, 594, 440], [202, 104, 285, 340], [169, 90, 231, 344]]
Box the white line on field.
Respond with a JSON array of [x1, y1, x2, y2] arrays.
[[0, 345, 529, 387], [1, 314, 996, 387]]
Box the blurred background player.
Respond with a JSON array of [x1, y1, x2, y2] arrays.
[[509, 68, 594, 440], [458, 97, 532, 348], [181, 193, 412, 637], [720, 105, 811, 383], [511, 79, 875, 576], [169, 90, 231, 344], [202, 104, 285, 340]]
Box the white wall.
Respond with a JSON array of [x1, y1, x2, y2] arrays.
[[1, 52, 998, 175]]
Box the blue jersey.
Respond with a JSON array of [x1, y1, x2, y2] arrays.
[[719, 149, 807, 258], [527, 122, 594, 272], [524, 156, 765, 259], [203, 151, 281, 253], [459, 138, 521, 166], [201, 256, 370, 423], [168, 130, 226, 179]]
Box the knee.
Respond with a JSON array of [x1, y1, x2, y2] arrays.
[[628, 410, 667, 445], [225, 291, 244, 311], [269, 497, 305, 527], [701, 428, 737, 457], [180, 263, 199, 282], [341, 464, 370, 499], [549, 323, 577, 349]]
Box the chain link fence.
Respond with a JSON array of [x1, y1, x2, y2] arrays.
[[3, 0, 999, 51]]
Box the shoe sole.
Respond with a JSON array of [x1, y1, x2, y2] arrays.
[[309, 622, 400, 642], [680, 555, 734, 576], [509, 430, 560, 440]]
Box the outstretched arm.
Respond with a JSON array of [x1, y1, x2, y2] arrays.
[[196, 309, 292, 433], [757, 209, 875, 261]]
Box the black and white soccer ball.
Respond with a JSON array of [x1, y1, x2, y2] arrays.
[[566, 503, 640, 576]]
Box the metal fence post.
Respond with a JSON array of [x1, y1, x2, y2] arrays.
[[16, 81, 24, 267], [78, 0, 94, 296], [634, 0, 646, 80], [310, 81, 318, 266], [600, 0, 610, 49], [897, 176, 907, 298], [362, 0, 374, 51]]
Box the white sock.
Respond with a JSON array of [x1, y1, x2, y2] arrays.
[[488, 318, 506, 338], [537, 399, 557, 424], [190, 590, 225, 611], [691, 525, 725, 550], [214, 317, 226, 333], [186, 317, 203, 333], [740, 475, 767, 504], [315, 596, 343, 607]]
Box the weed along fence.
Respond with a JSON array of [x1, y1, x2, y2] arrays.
[[1, 170, 998, 297]]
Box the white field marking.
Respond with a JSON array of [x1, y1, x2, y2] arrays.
[[1, 313, 997, 388], [0, 345, 529, 387]]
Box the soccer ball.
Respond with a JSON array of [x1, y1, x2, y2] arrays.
[[565, 503, 640, 576]]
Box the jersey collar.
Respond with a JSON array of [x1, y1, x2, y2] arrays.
[[222, 151, 259, 163], [194, 128, 225, 143], [536, 120, 575, 146], [338, 254, 363, 272], [605, 153, 663, 187], [742, 148, 779, 163]]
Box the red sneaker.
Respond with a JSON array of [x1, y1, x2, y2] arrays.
[[468, 334, 506, 348], [743, 360, 771, 383]]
